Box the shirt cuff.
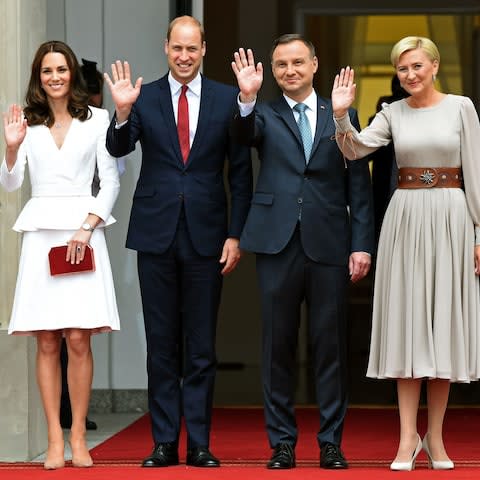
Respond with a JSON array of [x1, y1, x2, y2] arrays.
[[115, 119, 128, 129], [237, 95, 256, 117]]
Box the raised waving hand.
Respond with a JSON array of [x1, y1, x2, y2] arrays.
[[332, 66, 356, 118], [231, 48, 263, 103], [3, 104, 27, 170], [3, 104, 27, 149], [104, 60, 143, 123]]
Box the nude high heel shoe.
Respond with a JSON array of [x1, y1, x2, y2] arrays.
[[422, 434, 454, 470], [44, 441, 65, 470], [69, 438, 93, 468], [390, 434, 422, 471]]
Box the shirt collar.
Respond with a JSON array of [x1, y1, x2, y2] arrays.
[[168, 72, 202, 97], [284, 90, 317, 113]]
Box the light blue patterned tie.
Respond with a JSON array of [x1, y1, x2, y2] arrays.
[[293, 103, 312, 162]]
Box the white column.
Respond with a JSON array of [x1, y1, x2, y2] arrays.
[[0, 0, 48, 461]]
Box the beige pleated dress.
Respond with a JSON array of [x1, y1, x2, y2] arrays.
[[335, 94, 480, 382]]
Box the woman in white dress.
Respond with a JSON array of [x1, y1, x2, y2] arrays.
[[331, 37, 480, 471], [1, 41, 120, 469]]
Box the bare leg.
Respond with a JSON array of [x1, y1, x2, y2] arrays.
[[65, 328, 93, 467], [36, 330, 65, 469], [425, 379, 451, 461], [392, 378, 422, 463]]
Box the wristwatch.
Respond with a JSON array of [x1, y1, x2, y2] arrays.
[[81, 222, 95, 232]]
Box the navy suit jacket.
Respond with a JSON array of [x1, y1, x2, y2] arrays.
[[232, 94, 373, 265], [106, 74, 252, 256]]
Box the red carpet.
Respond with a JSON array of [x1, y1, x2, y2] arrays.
[[2, 407, 480, 479], [1, 466, 480, 480], [89, 406, 480, 467]]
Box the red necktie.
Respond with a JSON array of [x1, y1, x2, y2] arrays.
[[177, 84, 190, 163]]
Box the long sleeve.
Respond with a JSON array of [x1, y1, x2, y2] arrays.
[[345, 110, 375, 255], [334, 104, 392, 160], [226, 121, 253, 238], [88, 109, 120, 222], [106, 111, 138, 158], [0, 142, 27, 192], [458, 97, 480, 238]]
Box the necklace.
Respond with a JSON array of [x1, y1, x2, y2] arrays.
[[54, 123, 62, 129]]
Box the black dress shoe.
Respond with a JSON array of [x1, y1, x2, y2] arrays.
[[267, 443, 296, 469], [186, 447, 220, 467], [142, 442, 179, 467], [60, 416, 71, 429], [85, 418, 97, 430], [60, 414, 97, 430], [320, 443, 348, 469]]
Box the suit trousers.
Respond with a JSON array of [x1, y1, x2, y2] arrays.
[[137, 211, 223, 448], [256, 226, 349, 448]]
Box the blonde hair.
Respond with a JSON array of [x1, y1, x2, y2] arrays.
[[390, 36, 440, 67]]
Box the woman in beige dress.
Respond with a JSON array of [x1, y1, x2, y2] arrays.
[[331, 36, 480, 471]]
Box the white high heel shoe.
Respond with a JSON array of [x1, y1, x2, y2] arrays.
[[422, 434, 454, 470], [390, 434, 422, 471]]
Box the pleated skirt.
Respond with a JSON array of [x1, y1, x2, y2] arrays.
[[367, 188, 480, 383], [8, 229, 120, 335]]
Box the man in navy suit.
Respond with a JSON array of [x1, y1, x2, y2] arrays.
[[105, 16, 252, 468], [231, 35, 373, 469]]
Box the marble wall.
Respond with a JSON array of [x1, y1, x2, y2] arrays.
[[0, 0, 48, 461]]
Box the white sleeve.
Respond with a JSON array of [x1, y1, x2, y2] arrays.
[[0, 142, 27, 192], [237, 94, 256, 117], [334, 104, 393, 160], [88, 109, 120, 222]]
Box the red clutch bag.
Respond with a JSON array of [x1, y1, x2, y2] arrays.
[[48, 245, 95, 276]]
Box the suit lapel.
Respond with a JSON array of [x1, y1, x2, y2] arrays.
[[273, 96, 331, 166], [188, 75, 213, 166], [156, 76, 185, 166], [272, 97, 303, 150], [310, 96, 330, 158]]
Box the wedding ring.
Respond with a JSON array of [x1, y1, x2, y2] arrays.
[[76, 246, 81, 252]]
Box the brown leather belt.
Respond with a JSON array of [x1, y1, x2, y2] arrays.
[[397, 167, 463, 189]]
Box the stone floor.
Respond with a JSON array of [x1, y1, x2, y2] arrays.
[[32, 412, 144, 463]]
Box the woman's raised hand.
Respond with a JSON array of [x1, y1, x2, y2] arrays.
[[3, 104, 27, 150], [332, 66, 356, 118]]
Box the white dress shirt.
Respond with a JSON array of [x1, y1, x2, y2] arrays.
[[238, 89, 317, 140], [168, 72, 202, 147]]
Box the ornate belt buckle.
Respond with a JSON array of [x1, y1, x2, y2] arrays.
[[419, 169, 437, 187]]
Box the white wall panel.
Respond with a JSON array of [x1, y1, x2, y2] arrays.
[[46, 0, 170, 390], [104, 0, 169, 389], [65, 0, 104, 65]]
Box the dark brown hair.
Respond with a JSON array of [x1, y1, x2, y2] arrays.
[[24, 40, 91, 127]]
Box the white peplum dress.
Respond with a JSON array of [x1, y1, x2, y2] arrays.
[[0, 107, 121, 335], [335, 94, 480, 382]]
